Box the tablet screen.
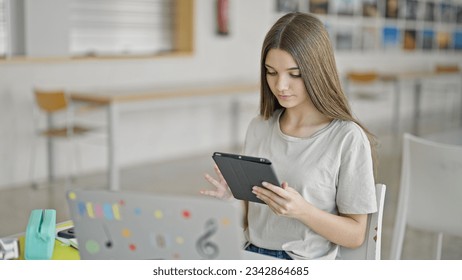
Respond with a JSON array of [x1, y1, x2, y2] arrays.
[[212, 152, 280, 204]]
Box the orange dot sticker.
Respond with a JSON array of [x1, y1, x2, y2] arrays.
[[121, 228, 132, 238], [221, 218, 230, 226]]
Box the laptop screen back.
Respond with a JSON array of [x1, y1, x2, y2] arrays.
[[66, 189, 243, 260]]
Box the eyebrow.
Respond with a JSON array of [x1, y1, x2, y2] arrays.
[[265, 64, 300, 71]]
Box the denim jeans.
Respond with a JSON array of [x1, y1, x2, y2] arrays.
[[245, 243, 292, 260]]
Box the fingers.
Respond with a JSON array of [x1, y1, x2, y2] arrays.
[[259, 181, 290, 198], [252, 183, 285, 206], [204, 173, 222, 188], [199, 189, 220, 198], [252, 182, 295, 213], [203, 173, 233, 201]]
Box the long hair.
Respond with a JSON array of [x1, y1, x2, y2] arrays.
[[259, 12, 378, 175]]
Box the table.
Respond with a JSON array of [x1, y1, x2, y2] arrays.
[[66, 82, 259, 191], [379, 70, 461, 136]]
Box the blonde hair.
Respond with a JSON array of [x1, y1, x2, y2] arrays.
[[259, 12, 378, 174]]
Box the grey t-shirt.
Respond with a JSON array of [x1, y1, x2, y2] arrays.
[[243, 109, 377, 259]]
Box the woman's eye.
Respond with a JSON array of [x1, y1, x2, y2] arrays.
[[290, 73, 301, 78], [266, 71, 277, 76]]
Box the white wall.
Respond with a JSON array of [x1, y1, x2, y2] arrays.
[[0, 0, 461, 189]]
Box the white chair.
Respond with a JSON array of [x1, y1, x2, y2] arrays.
[[390, 133, 462, 259], [338, 183, 386, 260]]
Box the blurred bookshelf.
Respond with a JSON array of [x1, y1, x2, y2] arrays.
[[274, 0, 462, 53]]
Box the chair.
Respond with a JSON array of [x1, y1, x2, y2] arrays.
[[29, 88, 94, 188], [435, 64, 460, 74], [344, 71, 381, 100], [390, 133, 462, 259], [344, 71, 397, 134], [422, 64, 461, 127], [338, 183, 386, 260]]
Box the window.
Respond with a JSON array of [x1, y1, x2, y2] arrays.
[[69, 0, 174, 57], [0, 0, 7, 57]]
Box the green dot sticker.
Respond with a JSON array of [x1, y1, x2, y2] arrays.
[[85, 240, 100, 255]]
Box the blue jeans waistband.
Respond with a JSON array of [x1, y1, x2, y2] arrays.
[[245, 243, 292, 260]]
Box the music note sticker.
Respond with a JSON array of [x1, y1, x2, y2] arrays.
[[102, 224, 113, 249], [195, 219, 219, 259]]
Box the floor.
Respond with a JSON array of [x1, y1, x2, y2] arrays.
[[1, 84, 462, 260]]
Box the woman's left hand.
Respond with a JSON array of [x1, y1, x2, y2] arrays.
[[252, 181, 310, 219]]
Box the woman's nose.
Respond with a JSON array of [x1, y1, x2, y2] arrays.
[[276, 75, 289, 92]]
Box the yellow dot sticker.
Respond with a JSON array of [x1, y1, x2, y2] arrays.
[[175, 236, 184, 245], [68, 192, 76, 200], [154, 210, 163, 219]]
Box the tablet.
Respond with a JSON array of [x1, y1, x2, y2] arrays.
[[212, 152, 281, 204]]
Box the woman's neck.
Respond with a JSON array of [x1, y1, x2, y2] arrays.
[[279, 107, 331, 138]]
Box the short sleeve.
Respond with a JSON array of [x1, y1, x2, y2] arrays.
[[336, 127, 377, 214]]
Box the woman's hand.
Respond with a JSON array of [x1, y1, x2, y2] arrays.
[[200, 164, 235, 201], [254, 182, 370, 248], [252, 181, 310, 219]]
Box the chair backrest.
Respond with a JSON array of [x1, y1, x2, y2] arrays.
[[34, 89, 68, 113], [344, 71, 383, 100], [435, 64, 460, 74], [338, 183, 386, 260], [398, 133, 462, 235], [346, 71, 379, 84]]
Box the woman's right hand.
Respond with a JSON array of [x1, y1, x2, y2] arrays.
[[200, 164, 234, 201]]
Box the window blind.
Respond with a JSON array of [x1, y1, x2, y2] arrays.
[[69, 0, 174, 56], [0, 0, 7, 56]]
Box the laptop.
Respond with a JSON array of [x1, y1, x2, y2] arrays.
[[65, 189, 244, 260]]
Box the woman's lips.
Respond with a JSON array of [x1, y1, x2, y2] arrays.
[[278, 94, 293, 100]]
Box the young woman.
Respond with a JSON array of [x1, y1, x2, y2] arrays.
[[202, 12, 378, 260]]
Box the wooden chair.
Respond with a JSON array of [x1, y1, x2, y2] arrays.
[[344, 71, 382, 100], [30, 89, 94, 188], [435, 64, 460, 74], [390, 133, 462, 259], [338, 183, 386, 260]]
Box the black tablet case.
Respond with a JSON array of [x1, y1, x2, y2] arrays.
[[212, 152, 280, 204]]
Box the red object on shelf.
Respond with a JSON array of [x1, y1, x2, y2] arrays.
[[217, 0, 229, 35]]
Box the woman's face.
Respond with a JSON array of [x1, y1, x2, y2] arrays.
[[265, 48, 311, 110]]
